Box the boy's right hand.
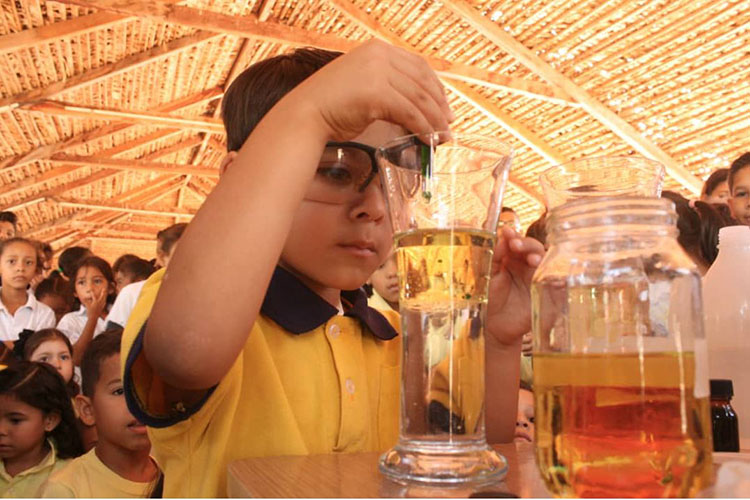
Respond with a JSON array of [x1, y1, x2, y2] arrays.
[[294, 40, 455, 141]]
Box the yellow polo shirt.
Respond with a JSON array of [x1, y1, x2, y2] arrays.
[[39, 448, 159, 498], [0, 441, 68, 498], [122, 267, 401, 498]]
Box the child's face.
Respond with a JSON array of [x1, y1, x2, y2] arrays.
[[75, 266, 111, 307], [114, 271, 135, 294], [514, 388, 535, 443], [369, 251, 399, 304], [30, 339, 73, 384], [703, 180, 730, 205], [89, 354, 150, 452], [0, 394, 56, 462], [280, 121, 400, 294], [730, 167, 750, 225], [0, 222, 15, 241], [0, 242, 37, 290], [38, 293, 69, 323]]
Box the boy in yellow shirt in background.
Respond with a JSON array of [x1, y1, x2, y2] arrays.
[[122, 40, 544, 497], [41, 331, 160, 497]]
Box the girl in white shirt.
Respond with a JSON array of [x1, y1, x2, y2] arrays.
[[57, 256, 115, 366], [0, 238, 56, 347]]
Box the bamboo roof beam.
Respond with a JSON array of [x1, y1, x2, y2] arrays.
[[51, 197, 197, 218], [0, 87, 222, 172], [439, 0, 703, 195], [324, 0, 552, 205], [21, 101, 225, 133], [0, 11, 128, 56], [257, 0, 277, 21], [48, 155, 219, 177], [53, 0, 575, 106], [140, 137, 204, 162], [0, 32, 219, 114]]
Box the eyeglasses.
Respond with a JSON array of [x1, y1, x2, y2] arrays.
[[305, 142, 379, 204]]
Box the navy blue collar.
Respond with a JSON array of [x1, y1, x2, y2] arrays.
[[261, 266, 398, 341]]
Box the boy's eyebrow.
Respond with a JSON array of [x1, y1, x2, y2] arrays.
[[105, 377, 123, 386], [5, 411, 28, 418]]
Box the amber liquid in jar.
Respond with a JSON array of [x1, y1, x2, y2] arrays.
[[534, 352, 713, 498]]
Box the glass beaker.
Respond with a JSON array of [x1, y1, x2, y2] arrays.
[[531, 197, 713, 497], [540, 156, 665, 209], [376, 132, 512, 484]]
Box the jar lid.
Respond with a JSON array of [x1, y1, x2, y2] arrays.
[[710, 379, 734, 398]]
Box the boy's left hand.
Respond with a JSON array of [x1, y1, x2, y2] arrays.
[[486, 227, 545, 349]]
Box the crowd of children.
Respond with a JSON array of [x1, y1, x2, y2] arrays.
[[0, 219, 185, 497], [0, 37, 748, 498]]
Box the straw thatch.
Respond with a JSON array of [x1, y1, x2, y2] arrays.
[[0, 0, 748, 263]]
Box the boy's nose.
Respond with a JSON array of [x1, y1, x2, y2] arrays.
[[349, 183, 386, 222]]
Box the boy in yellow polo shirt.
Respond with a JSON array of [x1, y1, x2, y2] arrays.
[[122, 40, 544, 497], [41, 331, 160, 497]]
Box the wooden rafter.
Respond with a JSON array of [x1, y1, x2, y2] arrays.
[[140, 137, 203, 162], [51, 197, 197, 218], [0, 87, 223, 172], [0, 32, 219, 114], [48, 155, 219, 177], [53, 0, 575, 106], [439, 0, 704, 195], [21, 101, 225, 133], [0, 11, 127, 56]]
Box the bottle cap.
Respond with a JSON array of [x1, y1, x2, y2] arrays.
[[710, 379, 734, 399]]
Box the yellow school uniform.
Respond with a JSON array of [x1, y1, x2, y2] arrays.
[[121, 267, 401, 498], [0, 441, 68, 498], [39, 448, 159, 498]]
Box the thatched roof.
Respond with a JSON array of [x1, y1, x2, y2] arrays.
[[1, 0, 748, 263]]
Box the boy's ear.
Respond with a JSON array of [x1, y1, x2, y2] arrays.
[[219, 151, 238, 178], [75, 394, 96, 427], [43, 411, 61, 433]]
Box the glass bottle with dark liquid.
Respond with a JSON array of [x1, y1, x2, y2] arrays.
[[710, 379, 740, 452]]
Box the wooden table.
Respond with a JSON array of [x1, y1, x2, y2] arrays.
[[227, 442, 551, 498]]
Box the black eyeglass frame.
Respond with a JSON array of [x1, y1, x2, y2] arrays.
[[325, 141, 379, 193]]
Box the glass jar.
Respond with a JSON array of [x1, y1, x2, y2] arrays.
[[710, 379, 740, 452], [531, 197, 713, 498]]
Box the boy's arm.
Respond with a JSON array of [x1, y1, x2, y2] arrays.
[[145, 40, 453, 390], [484, 228, 544, 443]]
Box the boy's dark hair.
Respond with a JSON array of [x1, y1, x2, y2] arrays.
[[0, 361, 84, 459], [501, 206, 516, 214], [113, 254, 155, 281], [661, 190, 738, 266], [58, 246, 92, 279], [728, 152, 750, 191], [702, 168, 729, 197], [81, 328, 123, 398], [222, 48, 343, 152], [0, 211, 18, 228], [70, 256, 116, 309], [156, 223, 188, 256], [526, 212, 548, 248], [35, 273, 68, 300], [17, 328, 80, 398]]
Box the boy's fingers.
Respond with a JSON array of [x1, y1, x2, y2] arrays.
[[390, 50, 454, 123], [388, 75, 450, 133], [385, 89, 437, 137]]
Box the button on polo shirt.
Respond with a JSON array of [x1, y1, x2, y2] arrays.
[[122, 266, 401, 498]]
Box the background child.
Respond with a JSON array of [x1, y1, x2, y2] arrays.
[[515, 381, 534, 444], [155, 223, 186, 270], [35, 274, 71, 324], [17, 329, 79, 398], [40, 330, 160, 498], [701, 168, 730, 205], [0, 238, 56, 348], [367, 250, 398, 311], [0, 361, 83, 496], [728, 152, 750, 225], [0, 212, 17, 241], [57, 256, 116, 366], [112, 255, 155, 295]]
